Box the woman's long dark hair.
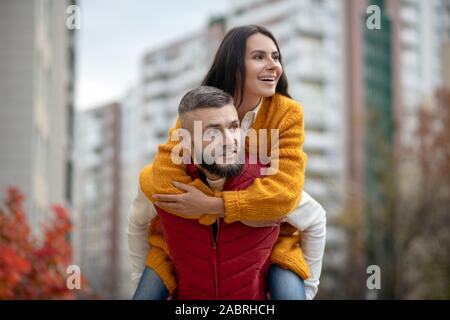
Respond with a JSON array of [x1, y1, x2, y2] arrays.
[[201, 25, 291, 109]]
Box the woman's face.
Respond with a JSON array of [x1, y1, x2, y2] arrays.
[[243, 33, 283, 99]]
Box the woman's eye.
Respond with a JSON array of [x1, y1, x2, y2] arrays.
[[254, 55, 263, 60], [273, 55, 279, 61]]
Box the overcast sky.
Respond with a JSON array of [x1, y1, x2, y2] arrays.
[[75, 0, 228, 111]]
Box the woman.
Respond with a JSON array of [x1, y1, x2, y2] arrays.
[[134, 25, 312, 300]]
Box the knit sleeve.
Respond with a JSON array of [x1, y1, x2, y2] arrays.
[[270, 223, 311, 280], [222, 104, 307, 223]]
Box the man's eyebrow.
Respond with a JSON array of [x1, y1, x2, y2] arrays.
[[205, 120, 239, 130], [205, 123, 223, 130]]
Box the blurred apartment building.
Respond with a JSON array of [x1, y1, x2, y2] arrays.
[[391, 0, 450, 208], [344, 0, 450, 298], [0, 0, 76, 236], [72, 103, 122, 298], [345, 0, 450, 229], [394, 0, 448, 145], [444, 0, 450, 88]]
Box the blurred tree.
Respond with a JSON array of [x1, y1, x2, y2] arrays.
[[336, 107, 397, 300], [395, 89, 450, 299], [339, 88, 450, 299], [0, 187, 90, 299], [336, 188, 368, 299]]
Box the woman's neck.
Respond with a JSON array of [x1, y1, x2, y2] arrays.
[[236, 95, 262, 121]]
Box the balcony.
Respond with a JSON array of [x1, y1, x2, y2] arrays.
[[400, 5, 419, 27], [292, 58, 326, 83], [306, 154, 337, 174], [295, 9, 327, 38], [305, 131, 335, 150], [400, 28, 420, 49], [228, 0, 299, 27], [144, 80, 168, 99]]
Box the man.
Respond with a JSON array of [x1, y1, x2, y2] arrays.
[[128, 86, 326, 299]]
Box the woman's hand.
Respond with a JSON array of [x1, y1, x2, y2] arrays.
[[153, 181, 225, 217]]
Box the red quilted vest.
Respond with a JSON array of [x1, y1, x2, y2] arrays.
[[155, 161, 280, 300]]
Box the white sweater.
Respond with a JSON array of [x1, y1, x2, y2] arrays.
[[127, 182, 326, 300]]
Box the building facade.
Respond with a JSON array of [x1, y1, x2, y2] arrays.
[[0, 0, 76, 236], [72, 103, 121, 298]]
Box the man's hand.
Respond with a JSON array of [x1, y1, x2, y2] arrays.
[[153, 181, 225, 217]]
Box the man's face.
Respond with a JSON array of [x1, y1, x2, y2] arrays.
[[181, 104, 243, 178]]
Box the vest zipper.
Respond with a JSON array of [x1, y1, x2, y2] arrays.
[[211, 219, 220, 299]]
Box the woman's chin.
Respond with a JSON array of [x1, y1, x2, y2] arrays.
[[255, 85, 277, 97], [259, 89, 276, 97]]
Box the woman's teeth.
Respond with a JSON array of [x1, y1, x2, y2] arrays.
[[259, 77, 275, 81]]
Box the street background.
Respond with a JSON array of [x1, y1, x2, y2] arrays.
[[1, 0, 449, 299]]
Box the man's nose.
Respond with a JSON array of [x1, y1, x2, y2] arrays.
[[223, 129, 239, 146]]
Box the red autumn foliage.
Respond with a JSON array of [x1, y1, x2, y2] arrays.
[[0, 187, 77, 299]]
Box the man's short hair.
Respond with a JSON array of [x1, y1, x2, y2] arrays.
[[178, 86, 234, 116]]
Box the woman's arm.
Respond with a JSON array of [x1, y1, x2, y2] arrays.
[[223, 105, 307, 223], [127, 185, 177, 295], [127, 186, 157, 287], [285, 191, 327, 300]]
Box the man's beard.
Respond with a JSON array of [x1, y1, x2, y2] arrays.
[[199, 162, 244, 179]]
